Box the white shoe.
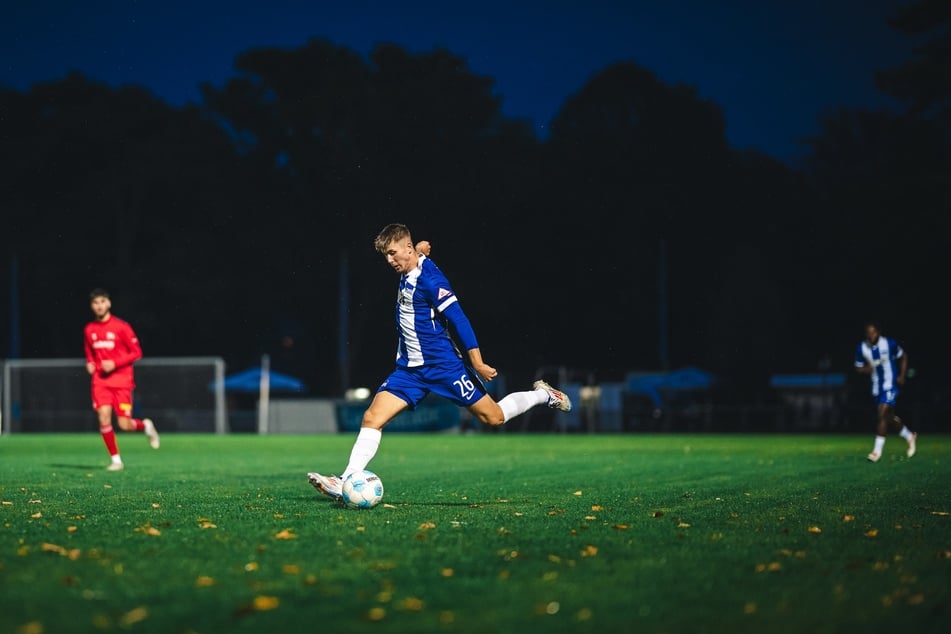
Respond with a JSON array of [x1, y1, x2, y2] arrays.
[[866, 452, 880, 463], [144, 418, 160, 449], [308, 472, 343, 499], [906, 432, 917, 458], [533, 380, 572, 412], [107, 462, 125, 471]]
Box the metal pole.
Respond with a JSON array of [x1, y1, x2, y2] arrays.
[[658, 239, 669, 371], [257, 354, 270, 434]]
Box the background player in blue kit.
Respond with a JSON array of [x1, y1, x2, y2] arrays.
[[308, 223, 572, 499], [854, 320, 916, 462]]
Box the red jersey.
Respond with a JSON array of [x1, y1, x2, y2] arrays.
[[84, 315, 143, 389]]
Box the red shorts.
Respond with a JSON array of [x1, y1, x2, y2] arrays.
[[92, 384, 134, 417]]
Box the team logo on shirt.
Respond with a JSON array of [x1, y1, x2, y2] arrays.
[[437, 288, 452, 300]]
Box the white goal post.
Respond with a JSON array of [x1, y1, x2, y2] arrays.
[[1, 357, 227, 435]]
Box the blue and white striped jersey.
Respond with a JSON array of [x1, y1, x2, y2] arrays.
[[854, 336, 904, 396], [394, 255, 470, 368]]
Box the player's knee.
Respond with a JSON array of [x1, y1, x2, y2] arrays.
[[475, 407, 505, 427], [360, 412, 387, 430]]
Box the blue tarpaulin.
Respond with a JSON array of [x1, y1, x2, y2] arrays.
[[211, 368, 306, 393], [625, 367, 714, 408]]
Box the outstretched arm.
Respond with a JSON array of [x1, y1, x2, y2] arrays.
[[441, 302, 497, 384], [421, 240, 497, 383], [465, 347, 499, 384]]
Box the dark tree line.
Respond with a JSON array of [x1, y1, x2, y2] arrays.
[[1, 3, 948, 402]]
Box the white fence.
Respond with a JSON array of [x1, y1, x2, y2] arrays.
[[1, 357, 227, 435]]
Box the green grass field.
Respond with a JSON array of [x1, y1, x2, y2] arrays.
[[1, 432, 948, 633]]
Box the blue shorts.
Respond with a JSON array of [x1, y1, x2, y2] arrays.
[[378, 362, 487, 409], [874, 388, 898, 407]]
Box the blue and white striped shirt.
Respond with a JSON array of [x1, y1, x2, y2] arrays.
[[394, 255, 475, 368], [854, 336, 904, 396]]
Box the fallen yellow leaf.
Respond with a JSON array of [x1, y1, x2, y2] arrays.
[[842, 515, 855, 522], [865, 529, 879, 538], [16, 620, 42, 634], [195, 576, 215, 587], [119, 607, 149, 627], [807, 526, 821, 534], [398, 597, 425, 611], [253, 596, 280, 611], [134, 521, 160, 536], [274, 529, 297, 540]]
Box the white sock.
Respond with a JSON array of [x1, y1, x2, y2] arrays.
[[873, 435, 886, 454], [498, 389, 549, 423], [899, 426, 913, 440], [112, 455, 123, 464], [342, 427, 382, 479]]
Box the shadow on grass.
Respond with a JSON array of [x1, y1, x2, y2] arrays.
[[365, 501, 499, 507], [48, 462, 108, 470], [306, 497, 499, 508]]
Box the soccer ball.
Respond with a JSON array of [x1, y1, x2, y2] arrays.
[[341, 470, 384, 509]]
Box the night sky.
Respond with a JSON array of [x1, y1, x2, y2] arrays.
[[2, 0, 910, 163]]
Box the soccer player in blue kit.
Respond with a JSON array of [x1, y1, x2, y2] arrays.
[[854, 321, 916, 462], [308, 223, 572, 499]]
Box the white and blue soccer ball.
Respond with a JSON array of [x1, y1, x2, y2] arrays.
[[341, 470, 384, 509]]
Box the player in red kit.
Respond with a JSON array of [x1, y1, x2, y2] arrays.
[[84, 288, 160, 470]]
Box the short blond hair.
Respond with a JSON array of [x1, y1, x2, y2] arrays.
[[374, 223, 412, 253]]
